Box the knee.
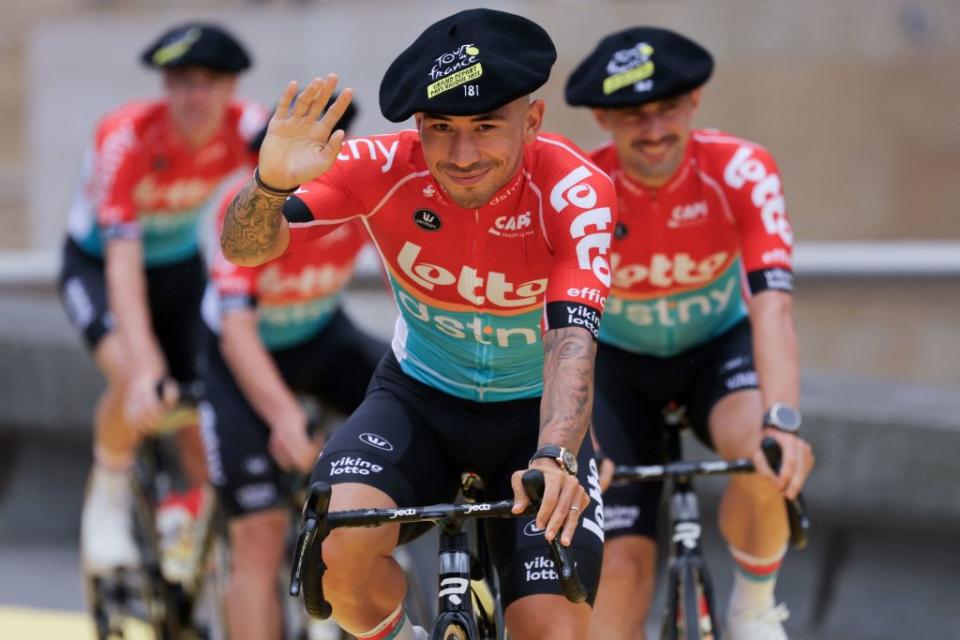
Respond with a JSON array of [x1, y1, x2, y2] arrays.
[[713, 426, 761, 460], [230, 512, 286, 578], [322, 525, 396, 597], [507, 597, 590, 640], [602, 538, 656, 593], [727, 471, 784, 506]]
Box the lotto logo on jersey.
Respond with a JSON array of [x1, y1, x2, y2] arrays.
[[132, 175, 215, 210], [257, 263, 353, 298], [611, 251, 730, 289], [723, 147, 793, 247], [550, 166, 613, 287], [397, 241, 547, 308]]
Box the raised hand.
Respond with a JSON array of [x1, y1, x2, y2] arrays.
[[257, 75, 353, 191]]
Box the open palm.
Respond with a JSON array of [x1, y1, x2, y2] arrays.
[[257, 74, 353, 191]]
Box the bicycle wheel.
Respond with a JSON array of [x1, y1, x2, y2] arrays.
[[680, 563, 701, 640], [678, 563, 717, 640], [440, 623, 469, 640], [660, 561, 681, 640], [470, 580, 499, 640]]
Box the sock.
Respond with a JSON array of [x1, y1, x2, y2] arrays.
[[728, 543, 787, 615], [354, 604, 423, 640], [93, 445, 134, 472]]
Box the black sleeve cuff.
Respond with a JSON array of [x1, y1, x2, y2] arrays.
[[545, 301, 602, 340], [282, 195, 314, 224], [747, 268, 794, 295]]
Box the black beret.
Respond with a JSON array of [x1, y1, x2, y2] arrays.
[[565, 26, 713, 108], [141, 23, 251, 74], [379, 9, 557, 122], [248, 93, 358, 154]]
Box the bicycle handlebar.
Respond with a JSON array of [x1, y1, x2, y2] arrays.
[[155, 379, 205, 405], [760, 437, 811, 550], [289, 469, 587, 620], [520, 471, 588, 603], [612, 437, 810, 549], [613, 458, 755, 482]]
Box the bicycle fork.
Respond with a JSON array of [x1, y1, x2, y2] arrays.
[[663, 478, 722, 640], [432, 526, 479, 640]]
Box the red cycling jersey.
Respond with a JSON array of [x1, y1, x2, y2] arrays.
[[67, 99, 267, 266], [591, 129, 794, 357], [202, 179, 369, 350], [284, 130, 616, 401]]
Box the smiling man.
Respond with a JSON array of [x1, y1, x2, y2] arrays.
[[58, 22, 265, 580], [566, 26, 814, 640], [220, 9, 616, 640]]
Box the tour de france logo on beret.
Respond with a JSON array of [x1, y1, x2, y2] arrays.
[[604, 42, 655, 95], [413, 208, 442, 231], [152, 27, 202, 66], [427, 43, 483, 99]]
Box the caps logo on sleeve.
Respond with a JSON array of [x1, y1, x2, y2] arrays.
[[141, 22, 252, 74], [380, 8, 557, 122], [565, 26, 714, 108]]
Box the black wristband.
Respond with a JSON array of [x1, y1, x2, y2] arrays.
[[254, 168, 298, 197]]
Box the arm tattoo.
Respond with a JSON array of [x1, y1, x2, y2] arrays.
[[220, 177, 287, 264], [539, 327, 597, 452]]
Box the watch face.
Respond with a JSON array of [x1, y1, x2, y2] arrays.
[[561, 449, 578, 475], [771, 404, 802, 431]]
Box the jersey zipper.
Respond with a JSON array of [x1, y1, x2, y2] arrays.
[[472, 207, 490, 400], [648, 188, 674, 354]]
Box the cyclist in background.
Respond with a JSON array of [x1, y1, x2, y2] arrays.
[[220, 9, 615, 640], [565, 27, 814, 639], [198, 102, 389, 640], [58, 22, 266, 576]]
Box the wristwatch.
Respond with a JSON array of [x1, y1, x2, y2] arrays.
[[529, 445, 578, 476], [763, 403, 802, 434]]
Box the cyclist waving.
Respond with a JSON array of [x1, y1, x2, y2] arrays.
[[59, 23, 266, 576], [198, 104, 390, 640], [220, 9, 614, 640], [565, 27, 814, 639]]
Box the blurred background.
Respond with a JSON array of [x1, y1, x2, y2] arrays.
[[0, 0, 958, 638]]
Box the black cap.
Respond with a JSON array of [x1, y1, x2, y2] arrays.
[[141, 23, 252, 74], [248, 93, 359, 154], [565, 26, 713, 108], [379, 9, 556, 122]]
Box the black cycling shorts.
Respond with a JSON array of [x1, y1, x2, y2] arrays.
[[58, 237, 205, 382], [594, 319, 758, 541], [311, 352, 605, 609], [199, 311, 388, 517]]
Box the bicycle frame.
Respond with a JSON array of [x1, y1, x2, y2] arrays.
[[290, 470, 585, 640], [87, 381, 229, 640], [658, 424, 732, 640], [612, 410, 809, 640], [431, 518, 499, 640]]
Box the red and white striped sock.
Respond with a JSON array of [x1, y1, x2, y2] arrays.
[[355, 604, 422, 640], [728, 543, 787, 614]]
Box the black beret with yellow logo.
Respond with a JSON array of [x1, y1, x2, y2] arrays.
[[565, 26, 713, 108], [379, 8, 556, 122], [141, 23, 251, 74]]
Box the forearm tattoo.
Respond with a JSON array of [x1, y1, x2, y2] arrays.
[[220, 178, 286, 263], [539, 327, 597, 452]]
